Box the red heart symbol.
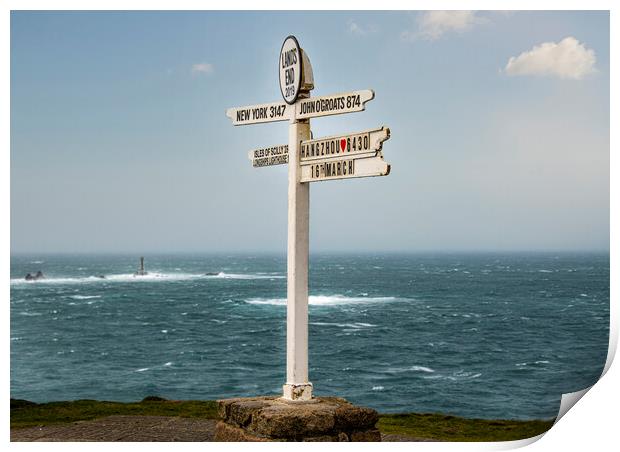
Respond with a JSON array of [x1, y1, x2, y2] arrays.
[[340, 138, 346, 152]]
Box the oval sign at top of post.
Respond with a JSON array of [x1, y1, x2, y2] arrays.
[[279, 35, 302, 105]]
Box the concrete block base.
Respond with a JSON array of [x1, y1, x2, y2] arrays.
[[214, 396, 381, 442], [282, 382, 313, 401]]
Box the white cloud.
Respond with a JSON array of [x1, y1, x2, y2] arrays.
[[347, 19, 365, 35], [191, 63, 214, 76], [347, 19, 378, 36], [403, 11, 484, 41], [504, 37, 596, 80]]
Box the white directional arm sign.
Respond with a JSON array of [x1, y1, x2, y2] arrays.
[[226, 101, 291, 126], [296, 90, 374, 119], [300, 155, 390, 183], [300, 127, 389, 162], [248, 145, 289, 167]]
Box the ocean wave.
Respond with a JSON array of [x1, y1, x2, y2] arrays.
[[10, 274, 184, 285], [423, 371, 481, 381], [10, 271, 283, 285], [385, 365, 435, 374], [205, 272, 285, 280], [11, 276, 105, 285], [68, 295, 102, 300], [311, 321, 377, 329], [245, 294, 399, 306], [515, 360, 550, 367], [427, 341, 447, 347], [104, 273, 203, 282], [134, 361, 174, 373]]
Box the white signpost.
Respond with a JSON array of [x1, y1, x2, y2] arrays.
[[227, 36, 391, 401]]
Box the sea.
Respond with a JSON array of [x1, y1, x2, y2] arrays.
[[10, 252, 609, 420]]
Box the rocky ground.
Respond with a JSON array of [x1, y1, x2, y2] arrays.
[[11, 415, 431, 442]]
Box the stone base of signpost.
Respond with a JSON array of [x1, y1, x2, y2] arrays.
[[214, 396, 381, 442]]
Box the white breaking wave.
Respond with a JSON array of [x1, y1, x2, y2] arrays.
[[205, 272, 285, 280], [135, 361, 173, 373], [385, 365, 435, 374], [245, 294, 399, 306], [423, 371, 482, 381], [11, 276, 106, 285], [68, 295, 102, 300], [516, 360, 550, 367], [108, 273, 195, 281], [311, 322, 377, 329], [244, 298, 282, 305], [10, 271, 284, 285], [410, 365, 435, 373]]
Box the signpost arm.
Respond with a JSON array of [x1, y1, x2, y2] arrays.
[[283, 117, 312, 401]]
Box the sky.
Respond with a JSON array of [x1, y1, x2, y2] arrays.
[[10, 10, 610, 253]]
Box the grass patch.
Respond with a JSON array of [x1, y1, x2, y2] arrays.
[[11, 398, 555, 441], [377, 412, 555, 442], [10, 398, 218, 429]]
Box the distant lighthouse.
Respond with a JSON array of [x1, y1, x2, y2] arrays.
[[134, 256, 148, 276]]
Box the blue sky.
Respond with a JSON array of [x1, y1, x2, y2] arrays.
[[10, 11, 609, 253]]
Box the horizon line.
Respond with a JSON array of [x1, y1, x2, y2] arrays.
[[9, 249, 611, 256]]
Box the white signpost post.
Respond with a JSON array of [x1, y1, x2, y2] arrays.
[[226, 36, 391, 402]]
